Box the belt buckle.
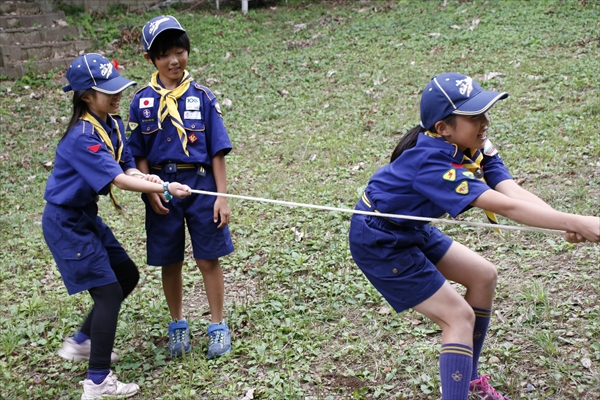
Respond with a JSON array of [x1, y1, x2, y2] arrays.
[[197, 165, 206, 177], [165, 163, 177, 173]]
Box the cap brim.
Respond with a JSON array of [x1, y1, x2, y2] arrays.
[[93, 77, 137, 94], [453, 90, 508, 116]]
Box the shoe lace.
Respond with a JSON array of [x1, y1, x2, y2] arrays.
[[170, 327, 187, 343], [475, 375, 506, 400], [209, 329, 225, 345]]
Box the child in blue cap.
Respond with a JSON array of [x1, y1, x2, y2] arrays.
[[348, 72, 600, 400], [43, 53, 191, 399], [127, 15, 234, 359]]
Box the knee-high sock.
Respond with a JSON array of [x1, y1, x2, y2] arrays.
[[471, 307, 492, 381], [440, 343, 473, 399]]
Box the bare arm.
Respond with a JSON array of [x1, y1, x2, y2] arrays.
[[472, 189, 600, 242], [494, 180, 553, 209], [133, 156, 170, 214], [211, 151, 230, 228]]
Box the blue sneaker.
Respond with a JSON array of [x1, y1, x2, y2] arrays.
[[167, 320, 191, 357], [207, 322, 232, 359]]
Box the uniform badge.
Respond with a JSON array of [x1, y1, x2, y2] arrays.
[[186, 96, 200, 111], [142, 109, 152, 119], [483, 139, 498, 156], [451, 163, 464, 169], [443, 169, 456, 181], [215, 102, 222, 115], [188, 133, 198, 143], [184, 111, 201, 119], [455, 181, 469, 195], [88, 144, 101, 153], [139, 98, 154, 108], [462, 171, 475, 179], [128, 122, 138, 131]]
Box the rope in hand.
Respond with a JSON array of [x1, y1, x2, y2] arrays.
[[188, 189, 564, 235]]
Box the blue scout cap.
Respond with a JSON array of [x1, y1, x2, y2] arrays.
[[420, 72, 508, 130], [63, 53, 136, 94], [142, 15, 186, 52]]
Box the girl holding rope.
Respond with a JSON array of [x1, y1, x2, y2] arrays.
[[348, 72, 600, 400], [42, 53, 191, 399]]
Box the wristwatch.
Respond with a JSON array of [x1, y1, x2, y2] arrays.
[[163, 181, 173, 201]]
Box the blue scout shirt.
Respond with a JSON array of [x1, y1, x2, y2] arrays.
[[126, 81, 232, 166], [44, 113, 136, 207], [365, 132, 512, 225]]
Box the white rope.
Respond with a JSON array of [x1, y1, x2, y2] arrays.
[[189, 189, 564, 235]]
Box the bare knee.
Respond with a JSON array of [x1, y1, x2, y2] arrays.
[[196, 258, 220, 273]]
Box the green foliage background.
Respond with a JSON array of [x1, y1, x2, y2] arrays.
[[0, 1, 599, 399]]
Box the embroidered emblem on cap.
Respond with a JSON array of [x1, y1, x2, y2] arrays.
[[99, 62, 113, 78], [455, 76, 474, 97], [88, 144, 102, 153], [148, 17, 171, 35], [140, 98, 154, 108], [455, 181, 469, 194], [443, 169, 456, 181]]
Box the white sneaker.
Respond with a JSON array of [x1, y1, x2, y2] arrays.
[[58, 338, 119, 363], [80, 371, 139, 400]]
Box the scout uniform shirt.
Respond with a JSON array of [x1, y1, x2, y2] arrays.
[[126, 81, 232, 167], [45, 113, 136, 207], [364, 132, 513, 225]]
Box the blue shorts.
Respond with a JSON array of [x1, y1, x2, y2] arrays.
[[348, 200, 452, 313], [144, 166, 234, 266], [42, 202, 129, 295]]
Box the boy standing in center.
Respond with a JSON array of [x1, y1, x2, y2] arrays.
[[127, 15, 234, 359]]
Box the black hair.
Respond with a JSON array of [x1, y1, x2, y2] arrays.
[[146, 30, 191, 62], [61, 89, 95, 142], [390, 114, 457, 163]]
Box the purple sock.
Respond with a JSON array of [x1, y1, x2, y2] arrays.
[[87, 369, 110, 385], [73, 331, 90, 345], [471, 307, 492, 381], [439, 343, 473, 400]]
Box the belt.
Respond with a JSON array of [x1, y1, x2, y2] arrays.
[[361, 191, 403, 226], [151, 163, 206, 176]]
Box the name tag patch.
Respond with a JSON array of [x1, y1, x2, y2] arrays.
[[184, 111, 201, 119]]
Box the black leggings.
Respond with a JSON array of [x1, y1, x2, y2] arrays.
[[79, 258, 139, 371]]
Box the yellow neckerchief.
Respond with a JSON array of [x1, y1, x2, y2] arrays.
[[81, 112, 124, 214], [424, 130, 500, 233], [149, 70, 192, 156], [462, 148, 501, 233]]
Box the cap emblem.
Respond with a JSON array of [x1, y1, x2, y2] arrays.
[[456, 77, 473, 97], [99, 62, 113, 79], [149, 17, 171, 35]]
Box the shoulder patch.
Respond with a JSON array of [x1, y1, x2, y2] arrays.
[[443, 169, 456, 181], [455, 181, 469, 195], [483, 139, 498, 156]]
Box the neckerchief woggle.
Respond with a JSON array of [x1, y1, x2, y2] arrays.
[[149, 70, 192, 156], [424, 131, 501, 233], [81, 112, 124, 213]]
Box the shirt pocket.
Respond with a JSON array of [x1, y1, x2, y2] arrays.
[[140, 121, 159, 135], [183, 120, 206, 149]]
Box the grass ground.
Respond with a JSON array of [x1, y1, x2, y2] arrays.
[[0, 0, 599, 399]]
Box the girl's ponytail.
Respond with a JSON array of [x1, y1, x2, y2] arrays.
[[390, 125, 421, 162]]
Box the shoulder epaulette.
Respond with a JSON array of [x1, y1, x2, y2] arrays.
[[193, 82, 216, 101]]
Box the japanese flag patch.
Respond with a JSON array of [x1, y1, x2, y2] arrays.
[[139, 98, 154, 108]]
